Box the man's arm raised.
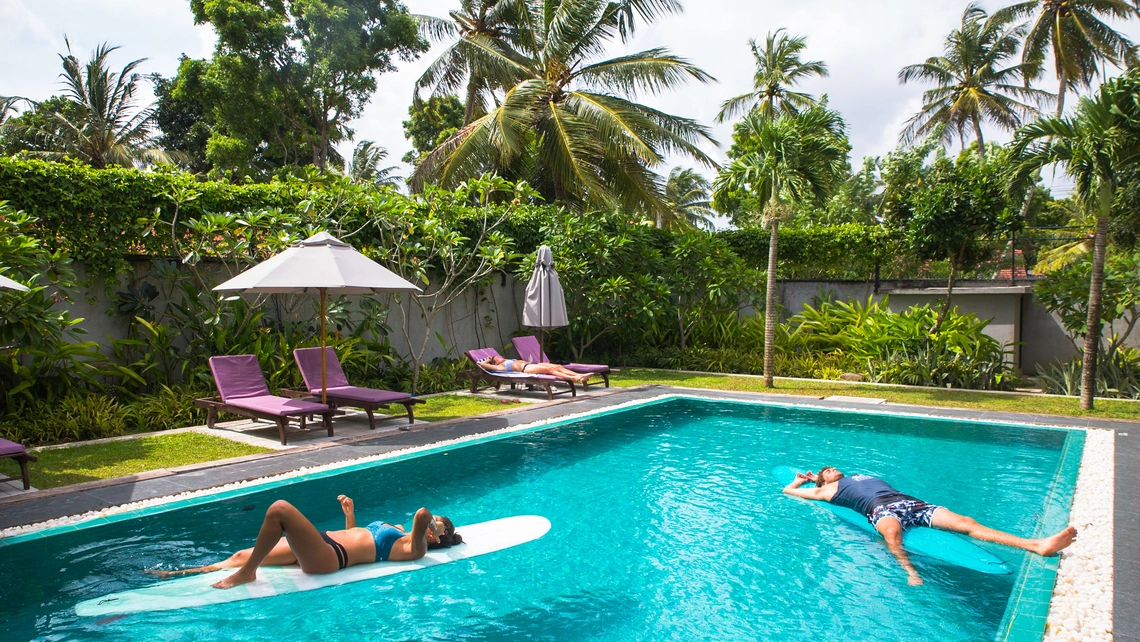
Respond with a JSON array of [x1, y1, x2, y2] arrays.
[[783, 472, 832, 501]]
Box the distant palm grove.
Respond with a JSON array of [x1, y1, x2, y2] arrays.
[[3, 0, 1140, 416]]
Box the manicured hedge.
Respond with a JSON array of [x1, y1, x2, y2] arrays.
[[718, 224, 896, 279]]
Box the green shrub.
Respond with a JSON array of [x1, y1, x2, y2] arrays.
[[124, 385, 213, 433], [1038, 348, 1140, 399], [0, 394, 128, 447]]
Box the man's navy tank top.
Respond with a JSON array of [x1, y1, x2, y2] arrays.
[[828, 475, 916, 517]]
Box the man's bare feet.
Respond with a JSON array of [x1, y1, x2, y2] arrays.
[[212, 569, 256, 589], [1035, 526, 1078, 556]]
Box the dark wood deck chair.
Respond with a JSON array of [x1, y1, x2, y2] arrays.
[[511, 335, 616, 387], [292, 347, 424, 431], [459, 347, 576, 401], [195, 354, 333, 445], [0, 438, 37, 490]]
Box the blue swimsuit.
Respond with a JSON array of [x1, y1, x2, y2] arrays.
[[366, 522, 405, 561]]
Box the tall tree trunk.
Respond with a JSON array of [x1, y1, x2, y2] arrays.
[[1056, 70, 1067, 118], [1080, 186, 1112, 410], [932, 242, 967, 334], [763, 202, 780, 388], [972, 112, 986, 160], [656, 211, 664, 229], [463, 78, 479, 125]]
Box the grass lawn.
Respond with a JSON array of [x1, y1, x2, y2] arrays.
[[0, 432, 272, 490], [612, 368, 1140, 422], [380, 394, 525, 422]]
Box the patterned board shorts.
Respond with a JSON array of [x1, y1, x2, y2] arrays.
[[869, 499, 943, 529]]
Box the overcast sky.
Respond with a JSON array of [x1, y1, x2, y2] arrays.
[[3, 0, 1139, 198]]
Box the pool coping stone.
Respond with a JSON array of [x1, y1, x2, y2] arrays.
[[0, 384, 1133, 641]]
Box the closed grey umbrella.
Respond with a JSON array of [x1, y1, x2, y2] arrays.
[[0, 273, 29, 292], [214, 232, 421, 403], [522, 246, 568, 357]]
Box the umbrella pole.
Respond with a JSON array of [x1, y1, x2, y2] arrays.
[[320, 288, 327, 405]]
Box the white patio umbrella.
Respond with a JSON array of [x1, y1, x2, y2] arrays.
[[522, 245, 568, 356], [0, 273, 29, 292], [213, 231, 421, 403]]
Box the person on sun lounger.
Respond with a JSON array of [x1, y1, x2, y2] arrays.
[[152, 495, 462, 589], [783, 467, 1077, 586], [477, 355, 594, 383]]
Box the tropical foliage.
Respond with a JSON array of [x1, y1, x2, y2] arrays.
[[995, 0, 1139, 116], [1, 42, 169, 168], [715, 29, 828, 122], [898, 3, 1048, 157], [411, 0, 717, 213], [656, 167, 716, 230], [713, 104, 850, 386], [1014, 70, 1140, 408]]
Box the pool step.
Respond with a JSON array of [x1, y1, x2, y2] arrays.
[[823, 396, 886, 405]]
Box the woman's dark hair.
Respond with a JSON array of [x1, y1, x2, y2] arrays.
[[427, 516, 463, 549]]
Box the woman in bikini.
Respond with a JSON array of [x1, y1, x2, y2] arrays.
[[478, 355, 593, 383], [153, 495, 462, 589]]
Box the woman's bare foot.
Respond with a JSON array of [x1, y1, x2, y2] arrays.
[[1035, 526, 1078, 556], [212, 569, 257, 589], [907, 573, 924, 587]]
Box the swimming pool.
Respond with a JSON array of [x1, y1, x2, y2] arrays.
[[0, 396, 1082, 641]]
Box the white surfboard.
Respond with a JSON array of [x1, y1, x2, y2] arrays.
[[76, 515, 551, 617]]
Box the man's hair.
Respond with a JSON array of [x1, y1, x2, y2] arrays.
[[816, 466, 837, 487], [427, 516, 463, 550]]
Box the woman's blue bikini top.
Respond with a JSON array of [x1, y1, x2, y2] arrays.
[[366, 522, 404, 561]]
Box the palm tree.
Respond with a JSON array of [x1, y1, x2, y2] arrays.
[[413, 1, 524, 125], [713, 105, 849, 387], [899, 3, 1050, 159], [16, 40, 169, 168], [995, 0, 1139, 117], [348, 141, 401, 188], [1013, 71, 1140, 409], [716, 29, 828, 123], [413, 0, 717, 213], [656, 167, 716, 230]]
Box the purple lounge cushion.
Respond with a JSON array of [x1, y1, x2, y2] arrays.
[[0, 438, 26, 457], [466, 348, 562, 381], [293, 347, 351, 392], [565, 363, 610, 374], [227, 395, 329, 417], [209, 355, 271, 401], [320, 386, 413, 405], [512, 336, 609, 373]]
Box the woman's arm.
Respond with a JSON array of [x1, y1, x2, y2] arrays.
[[338, 495, 356, 530]]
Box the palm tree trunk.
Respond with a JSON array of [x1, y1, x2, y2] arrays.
[[1079, 187, 1112, 410], [972, 112, 986, 160], [1056, 70, 1067, 118], [763, 209, 779, 389], [463, 78, 479, 125]]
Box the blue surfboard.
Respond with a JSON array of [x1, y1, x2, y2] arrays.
[[772, 466, 1011, 575]]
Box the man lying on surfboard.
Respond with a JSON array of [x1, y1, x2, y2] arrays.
[[783, 467, 1077, 586], [152, 495, 462, 589]]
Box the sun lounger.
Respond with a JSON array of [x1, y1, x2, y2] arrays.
[[289, 347, 424, 431], [460, 348, 577, 401], [0, 438, 37, 490], [511, 335, 616, 387], [195, 354, 333, 445]]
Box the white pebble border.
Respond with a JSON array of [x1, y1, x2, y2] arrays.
[[0, 391, 1120, 641], [1044, 427, 1115, 641]]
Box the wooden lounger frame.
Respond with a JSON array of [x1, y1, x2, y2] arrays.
[[193, 397, 333, 445], [280, 389, 425, 431], [457, 370, 577, 401], [1, 450, 37, 491]]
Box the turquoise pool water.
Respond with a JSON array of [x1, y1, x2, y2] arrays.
[[0, 397, 1081, 641]]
